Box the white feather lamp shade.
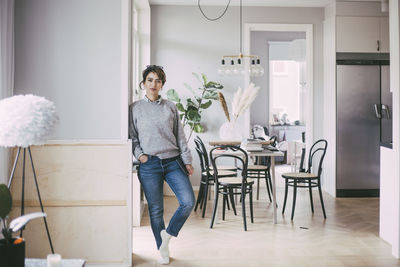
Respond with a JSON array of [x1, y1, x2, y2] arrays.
[[0, 95, 59, 147]]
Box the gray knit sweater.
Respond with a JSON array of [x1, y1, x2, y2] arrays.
[[128, 96, 192, 165]]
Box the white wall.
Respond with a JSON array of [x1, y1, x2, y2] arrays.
[[389, 0, 400, 258], [14, 0, 123, 140], [151, 5, 324, 185], [380, 147, 395, 248], [322, 3, 336, 197]]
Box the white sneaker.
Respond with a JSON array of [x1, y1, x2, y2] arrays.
[[158, 256, 170, 265], [158, 230, 171, 264]]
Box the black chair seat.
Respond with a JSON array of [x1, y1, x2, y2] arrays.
[[194, 136, 237, 218], [210, 165, 237, 171], [281, 139, 328, 221], [209, 145, 254, 231], [219, 177, 255, 185], [202, 170, 237, 177], [247, 165, 269, 170], [282, 172, 318, 179]]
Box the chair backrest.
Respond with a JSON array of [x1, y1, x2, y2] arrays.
[[195, 136, 210, 167], [209, 145, 249, 184], [306, 139, 328, 177], [194, 147, 207, 173], [194, 136, 211, 174], [299, 147, 306, 172]]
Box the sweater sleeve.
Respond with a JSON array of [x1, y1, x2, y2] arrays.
[[129, 104, 144, 160], [173, 105, 192, 165]]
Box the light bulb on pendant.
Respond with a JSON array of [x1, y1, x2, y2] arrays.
[[233, 58, 243, 75], [250, 59, 258, 77], [225, 59, 235, 76], [236, 58, 245, 75], [226, 59, 235, 76], [217, 59, 226, 76], [256, 59, 264, 77]]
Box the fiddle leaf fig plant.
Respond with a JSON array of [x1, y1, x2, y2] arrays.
[[0, 184, 46, 245], [167, 72, 223, 141]]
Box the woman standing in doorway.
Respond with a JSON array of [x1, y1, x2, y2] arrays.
[[129, 65, 195, 265]]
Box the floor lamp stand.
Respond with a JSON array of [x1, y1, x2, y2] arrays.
[[7, 146, 55, 254]]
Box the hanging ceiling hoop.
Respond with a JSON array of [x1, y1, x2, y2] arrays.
[[198, 0, 232, 21]]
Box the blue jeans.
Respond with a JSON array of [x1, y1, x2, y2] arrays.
[[138, 155, 195, 249]]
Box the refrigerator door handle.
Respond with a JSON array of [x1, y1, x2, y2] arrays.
[[381, 104, 391, 119], [374, 104, 382, 119]]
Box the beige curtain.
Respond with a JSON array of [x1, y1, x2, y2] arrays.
[[0, 0, 14, 185]]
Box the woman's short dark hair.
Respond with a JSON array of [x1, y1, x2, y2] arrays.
[[139, 65, 166, 89]]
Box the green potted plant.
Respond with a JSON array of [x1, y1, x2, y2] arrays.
[[166, 73, 223, 141], [0, 184, 46, 266]]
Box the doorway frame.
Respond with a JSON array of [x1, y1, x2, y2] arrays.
[[244, 23, 314, 151]]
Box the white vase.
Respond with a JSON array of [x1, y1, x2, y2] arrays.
[[219, 121, 242, 140]]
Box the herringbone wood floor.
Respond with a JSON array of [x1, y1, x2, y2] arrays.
[[132, 165, 400, 267]]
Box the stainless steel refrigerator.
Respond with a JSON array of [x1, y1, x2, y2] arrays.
[[336, 54, 392, 197]]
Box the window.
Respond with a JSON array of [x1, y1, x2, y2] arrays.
[[269, 60, 303, 125], [272, 61, 288, 76]]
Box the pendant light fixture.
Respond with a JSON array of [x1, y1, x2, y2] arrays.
[[198, 0, 264, 77]]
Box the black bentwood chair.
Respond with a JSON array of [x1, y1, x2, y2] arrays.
[[209, 145, 254, 231], [193, 137, 236, 218], [281, 139, 328, 220], [247, 135, 278, 201]]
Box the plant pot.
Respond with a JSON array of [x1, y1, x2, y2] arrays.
[[0, 238, 25, 267]]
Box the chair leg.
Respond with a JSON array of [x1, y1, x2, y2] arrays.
[[249, 185, 254, 223], [265, 170, 272, 202], [226, 189, 230, 211], [194, 182, 204, 212], [222, 187, 227, 221], [241, 187, 247, 231], [291, 179, 298, 221], [228, 187, 237, 215], [256, 174, 260, 200], [282, 178, 289, 214], [267, 168, 273, 194], [210, 186, 219, 229], [200, 180, 206, 210], [308, 179, 314, 213], [318, 181, 327, 219], [202, 179, 209, 218]]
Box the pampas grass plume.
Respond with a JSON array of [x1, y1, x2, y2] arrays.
[[0, 95, 59, 147], [218, 92, 230, 122], [232, 83, 260, 122]]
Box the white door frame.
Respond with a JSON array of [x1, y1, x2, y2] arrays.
[[244, 23, 314, 151]]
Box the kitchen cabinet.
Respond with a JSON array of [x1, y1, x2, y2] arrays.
[[336, 16, 389, 53]]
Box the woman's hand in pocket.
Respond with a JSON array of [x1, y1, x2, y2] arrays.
[[139, 155, 148, 163], [185, 164, 194, 176]]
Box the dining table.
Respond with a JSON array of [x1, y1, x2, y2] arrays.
[[209, 141, 284, 224]]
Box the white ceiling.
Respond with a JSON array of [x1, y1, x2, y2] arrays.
[[148, 0, 379, 8]]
